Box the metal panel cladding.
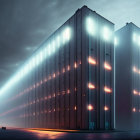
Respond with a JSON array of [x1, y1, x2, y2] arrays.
[[0, 6, 114, 130], [115, 23, 140, 130]]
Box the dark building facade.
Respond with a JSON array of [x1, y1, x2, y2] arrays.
[[0, 6, 114, 130], [115, 23, 140, 130]]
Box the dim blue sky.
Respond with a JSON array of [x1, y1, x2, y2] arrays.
[[0, 0, 140, 86]]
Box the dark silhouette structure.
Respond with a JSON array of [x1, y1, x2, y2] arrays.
[[115, 22, 140, 130], [0, 6, 114, 130]]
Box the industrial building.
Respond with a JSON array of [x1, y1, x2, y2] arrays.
[[0, 6, 114, 130], [115, 23, 140, 130]]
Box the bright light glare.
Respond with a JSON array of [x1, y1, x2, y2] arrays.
[[133, 90, 138, 95], [104, 62, 112, 71], [114, 37, 118, 46], [88, 56, 96, 65], [132, 33, 140, 46], [56, 35, 60, 48], [132, 107, 136, 112], [104, 106, 109, 111], [62, 27, 71, 44], [102, 26, 112, 41], [138, 36, 140, 46], [86, 17, 96, 36], [88, 104, 93, 111], [88, 83, 95, 89], [133, 33, 137, 42], [52, 41, 56, 53], [0, 26, 72, 96], [104, 86, 112, 93]]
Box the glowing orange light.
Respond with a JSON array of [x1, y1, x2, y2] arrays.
[[104, 62, 112, 71], [88, 83, 95, 89], [88, 105, 93, 111], [67, 65, 70, 71], [67, 89, 70, 94], [88, 56, 96, 65], [133, 90, 138, 95], [49, 76, 51, 80], [74, 62, 77, 68], [104, 86, 112, 93], [133, 66, 137, 73], [53, 73, 56, 78], [133, 107, 136, 112], [62, 68, 65, 73], [104, 106, 109, 111], [74, 106, 77, 110]]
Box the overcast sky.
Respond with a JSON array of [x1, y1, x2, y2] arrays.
[[0, 0, 140, 87]]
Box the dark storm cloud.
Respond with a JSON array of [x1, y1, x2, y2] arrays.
[[0, 0, 140, 87]]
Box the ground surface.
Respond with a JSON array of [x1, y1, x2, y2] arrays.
[[0, 128, 140, 140]]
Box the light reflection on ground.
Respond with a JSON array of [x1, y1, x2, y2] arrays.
[[26, 130, 66, 139], [1, 128, 140, 140]]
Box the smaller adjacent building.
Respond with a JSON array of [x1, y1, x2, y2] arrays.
[[115, 22, 140, 130]]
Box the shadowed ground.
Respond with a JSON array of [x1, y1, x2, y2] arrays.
[[0, 128, 140, 140]]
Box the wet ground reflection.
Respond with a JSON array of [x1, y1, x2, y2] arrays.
[[27, 130, 66, 139], [0, 128, 140, 140]]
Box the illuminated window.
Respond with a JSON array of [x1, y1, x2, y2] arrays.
[[88, 104, 93, 111], [67, 89, 70, 94], [102, 26, 112, 41], [104, 62, 112, 71], [132, 107, 136, 112], [53, 73, 56, 78], [67, 65, 70, 71], [104, 106, 109, 111], [133, 90, 138, 95], [86, 17, 96, 36], [74, 62, 77, 68], [74, 106, 77, 110], [53, 94, 55, 97], [88, 83, 95, 89], [62, 68, 65, 73], [88, 56, 96, 65], [104, 86, 112, 93], [133, 66, 137, 73], [49, 76, 51, 80]]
